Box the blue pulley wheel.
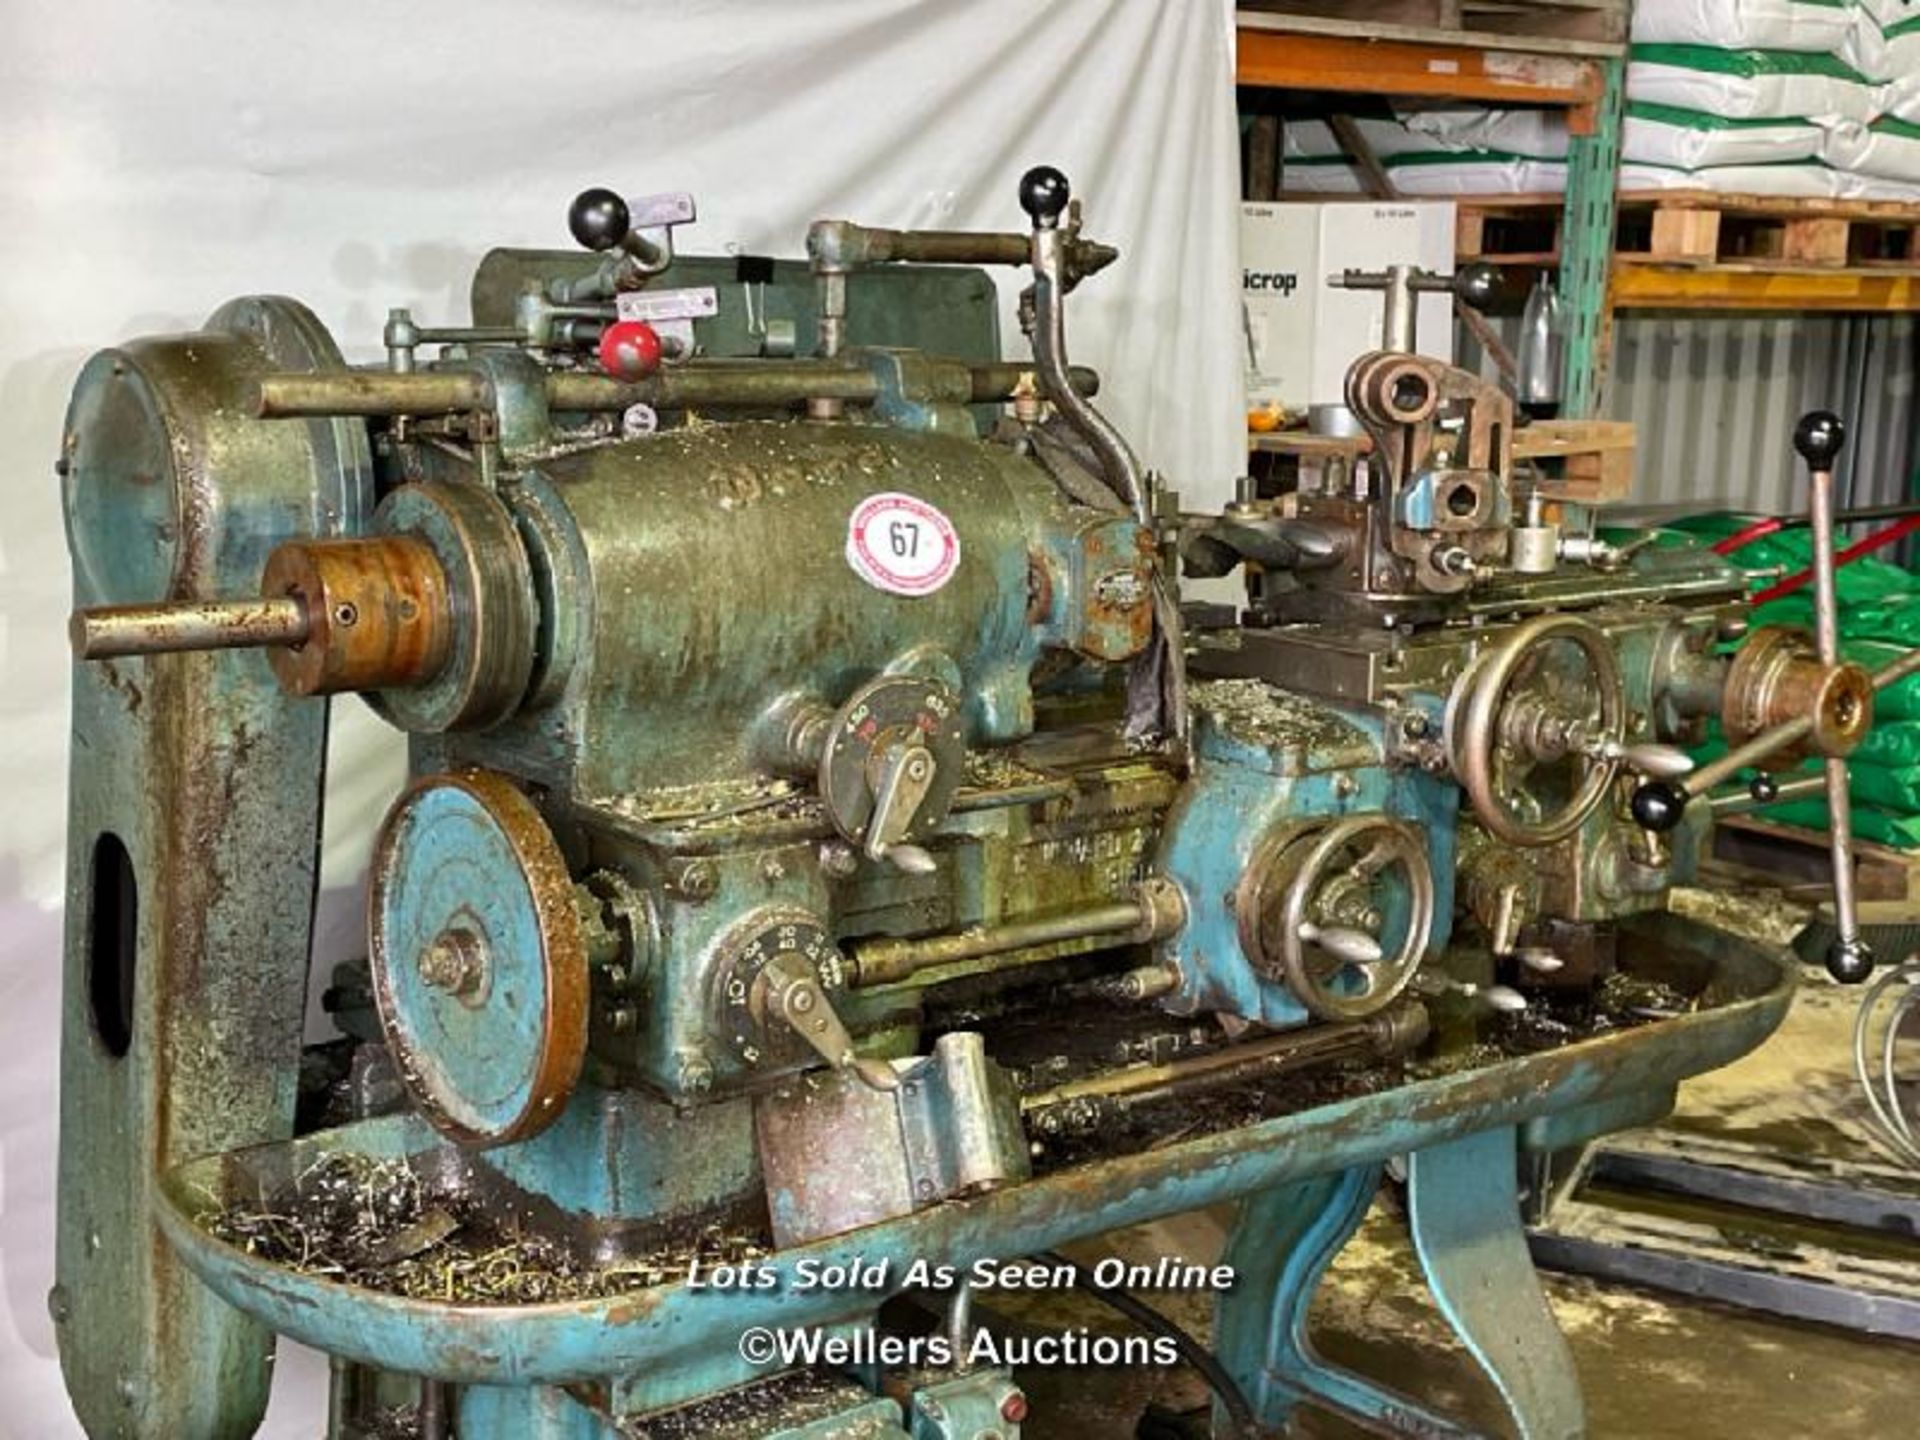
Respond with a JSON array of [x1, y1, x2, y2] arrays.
[[369, 770, 588, 1146]]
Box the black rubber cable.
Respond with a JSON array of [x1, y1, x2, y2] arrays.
[[1035, 1249, 1256, 1439]]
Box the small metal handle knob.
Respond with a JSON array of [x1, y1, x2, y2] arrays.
[[1452, 262, 1502, 309], [1793, 410, 1846, 470], [1829, 935, 1875, 985], [1019, 165, 1070, 229], [1630, 779, 1688, 833], [568, 187, 632, 252]]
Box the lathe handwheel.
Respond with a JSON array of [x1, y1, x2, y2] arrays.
[[369, 770, 588, 1147], [1240, 815, 1435, 1023], [1447, 613, 1626, 848]]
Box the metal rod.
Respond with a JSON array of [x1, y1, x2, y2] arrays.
[[70, 597, 309, 660], [862, 228, 1031, 266], [848, 899, 1155, 989], [255, 371, 493, 417], [1809, 456, 1865, 960], [549, 363, 880, 412], [256, 362, 1101, 421], [1708, 773, 1829, 817], [1020, 1002, 1427, 1117], [971, 362, 1098, 401]]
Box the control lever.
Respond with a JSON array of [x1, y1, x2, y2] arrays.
[[568, 187, 696, 276], [1020, 165, 1188, 753], [758, 951, 900, 1092], [1330, 262, 1500, 356], [1630, 412, 1875, 984], [1297, 921, 1384, 966], [1582, 737, 1695, 780], [864, 740, 938, 873], [1798, 412, 1874, 983]]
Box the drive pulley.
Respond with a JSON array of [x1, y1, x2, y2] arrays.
[[368, 769, 589, 1146]]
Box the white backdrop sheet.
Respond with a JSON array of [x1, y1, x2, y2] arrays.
[[0, 2, 1242, 1432]]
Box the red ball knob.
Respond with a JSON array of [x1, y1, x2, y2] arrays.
[[597, 319, 663, 381]]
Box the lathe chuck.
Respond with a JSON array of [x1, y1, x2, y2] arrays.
[[368, 769, 588, 1146]]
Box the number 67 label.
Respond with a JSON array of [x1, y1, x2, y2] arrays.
[[845, 492, 961, 597]]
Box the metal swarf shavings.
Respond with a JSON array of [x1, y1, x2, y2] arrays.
[[1190, 677, 1367, 753], [200, 1154, 769, 1304]]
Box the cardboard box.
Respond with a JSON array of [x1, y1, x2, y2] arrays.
[[1242, 200, 1457, 413]]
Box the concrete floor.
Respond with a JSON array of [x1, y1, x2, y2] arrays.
[[1006, 892, 1920, 1438]]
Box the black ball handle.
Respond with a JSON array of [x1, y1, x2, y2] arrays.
[[1793, 410, 1846, 471], [1629, 779, 1688, 834], [569, 187, 632, 253], [1019, 166, 1070, 229], [1828, 936, 1875, 985]]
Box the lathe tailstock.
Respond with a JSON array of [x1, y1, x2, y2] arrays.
[[53, 167, 1850, 1438]]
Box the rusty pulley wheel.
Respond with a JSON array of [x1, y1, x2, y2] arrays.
[[368, 769, 587, 1146]]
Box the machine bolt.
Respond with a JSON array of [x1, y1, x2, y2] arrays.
[[46, 1285, 69, 1325], [605, 1002, 639, 1034], [1332, 774, 1358, 799], [419, 928, 487, 1001], [921, 1398, 946, 1421], [1402, 712, 1431, 740], [915, 1178, 936, 1199], [1001, 1390, 1030, 1423], [674, 860, 718, 902], [819, 841, 860, 878], [677, 1055, 714, 1096]]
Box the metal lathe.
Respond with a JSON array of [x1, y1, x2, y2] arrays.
[[51, 167, 1885, 1438]]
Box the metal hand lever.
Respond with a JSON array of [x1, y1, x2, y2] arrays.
[[1796, 411, 1874, 983], [1330, 263, 1500, 355], [1583, 737, 1695, 780], [865, 740, 938, 872], [1296, 922, 1384, 967], [568, 187, 694, 276], [1640, 415, 1880, 981], [761, 952, 900, 1093], [1018, 165, 1187, 751]]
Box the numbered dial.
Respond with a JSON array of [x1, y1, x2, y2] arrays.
[[819, 675, 966, 862], [713, 909, 852, 1071]]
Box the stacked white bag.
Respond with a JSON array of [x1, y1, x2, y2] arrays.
[[1832, 1, 1920, 185], [1276, 1, 1920, 201]]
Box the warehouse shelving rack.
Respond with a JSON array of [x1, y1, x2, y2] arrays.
[[1237, 2, 1628, 416]]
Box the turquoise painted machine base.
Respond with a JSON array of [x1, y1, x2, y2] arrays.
[[159, 914, 1790, 1439]]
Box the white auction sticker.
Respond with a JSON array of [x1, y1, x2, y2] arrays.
[[845, 492, 961, 597]]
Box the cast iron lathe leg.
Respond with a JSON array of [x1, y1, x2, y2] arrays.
[[1407, 1127, 1584, 1440], [1215, 1128, 1584, 1438]]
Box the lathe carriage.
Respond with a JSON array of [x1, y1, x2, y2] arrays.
[[50, 167, 1878, 1438]]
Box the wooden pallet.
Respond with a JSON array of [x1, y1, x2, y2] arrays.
[[1459, 191, 1920, 271], [1248, 417, 1635, 503], [1710, 815, 1920, 907], [1238, 2, 1628, 51]]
